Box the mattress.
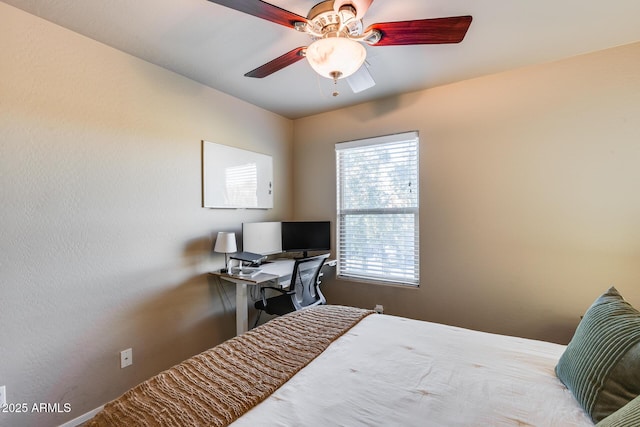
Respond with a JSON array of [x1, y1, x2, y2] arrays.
[[230, 313, 594, 426], [88, 306, 594, 426]]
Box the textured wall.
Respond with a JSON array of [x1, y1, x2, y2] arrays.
[[0, 4, 292, 426], [293, 41, 640, 345]]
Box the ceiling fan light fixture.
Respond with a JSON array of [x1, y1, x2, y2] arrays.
[[306, 37, 366, 80]]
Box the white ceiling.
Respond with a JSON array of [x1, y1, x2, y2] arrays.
[[4, 0, 640, 119]]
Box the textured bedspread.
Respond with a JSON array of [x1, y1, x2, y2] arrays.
[[86, 305, 372, 427]]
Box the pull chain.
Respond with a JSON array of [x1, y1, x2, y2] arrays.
[[330, 71, 342, 97]]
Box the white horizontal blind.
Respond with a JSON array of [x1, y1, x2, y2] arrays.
[[336, 132, 419, 286]]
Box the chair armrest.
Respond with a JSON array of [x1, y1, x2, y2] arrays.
[[260, 286, 291, 294]]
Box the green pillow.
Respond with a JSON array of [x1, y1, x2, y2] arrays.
[[555, 287, 640, 423], [597, 394, 640, 427]]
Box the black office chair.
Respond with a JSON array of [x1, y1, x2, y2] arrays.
[[253, 253, 330, 328]]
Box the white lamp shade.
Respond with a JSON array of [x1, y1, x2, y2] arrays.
[[214, 232, 237, 253], [306, 37, 367, 79]]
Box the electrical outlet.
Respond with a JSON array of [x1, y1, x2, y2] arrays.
[[0, 385, 6, 407], [374, 304, 384, 314], [120, 348, 133, 368]]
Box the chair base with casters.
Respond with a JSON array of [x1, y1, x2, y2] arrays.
[[253, 253, 329, 328]]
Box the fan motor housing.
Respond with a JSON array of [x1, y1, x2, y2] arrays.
[[306, 0, 362, 38]]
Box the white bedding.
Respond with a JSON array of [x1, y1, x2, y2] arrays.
[[231, 314, 593, 426]]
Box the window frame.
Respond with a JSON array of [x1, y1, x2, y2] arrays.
[[335, 131, 420, 287]]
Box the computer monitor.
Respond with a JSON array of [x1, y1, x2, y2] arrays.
[[242, 222, 282, 256], [281, 221, 331, 257]]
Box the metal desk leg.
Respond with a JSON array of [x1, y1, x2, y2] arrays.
[[236, 282, 248, 335]]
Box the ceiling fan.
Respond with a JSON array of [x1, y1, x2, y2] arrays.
[[207, 0, 472, 94]]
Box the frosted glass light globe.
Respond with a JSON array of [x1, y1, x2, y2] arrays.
[[306, 37, 367, 79]]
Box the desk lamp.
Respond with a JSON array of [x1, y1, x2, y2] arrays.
[[214, 232, 237, 273]]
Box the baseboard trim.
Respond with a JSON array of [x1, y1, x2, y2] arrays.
[[58, 405, 103, 427]]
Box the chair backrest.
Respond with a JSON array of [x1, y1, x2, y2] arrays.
[[289, 253, 330, 310]]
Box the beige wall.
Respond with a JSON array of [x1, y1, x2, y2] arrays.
[[0, 4, 292, 426], [293, 41, 640, 345]]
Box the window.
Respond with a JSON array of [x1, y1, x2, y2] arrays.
[[336, 131, 419, 286]]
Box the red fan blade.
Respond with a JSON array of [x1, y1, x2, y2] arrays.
[[334, 0, 374, 20], [367, 16, 472, 46], [207, 0, 306, 28], [245, 47, 307, 78]]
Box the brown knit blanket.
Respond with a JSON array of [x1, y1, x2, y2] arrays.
[[86, 305, 373, 427]]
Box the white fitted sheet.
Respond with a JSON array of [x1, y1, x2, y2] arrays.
[[231, 314, 593, 426]]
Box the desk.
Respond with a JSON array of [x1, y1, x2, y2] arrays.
[[211, 258, 336, 335], [211, 259, 295, 336]]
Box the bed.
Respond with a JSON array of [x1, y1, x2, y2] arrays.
[[87, 288, 640, 427]]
